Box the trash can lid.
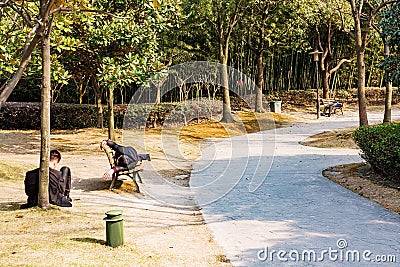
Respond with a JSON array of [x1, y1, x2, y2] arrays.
[[105, 210, 123, 218]]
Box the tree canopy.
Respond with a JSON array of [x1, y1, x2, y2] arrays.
[[1, 0, 399, 118], [380, 1, 400, 81]]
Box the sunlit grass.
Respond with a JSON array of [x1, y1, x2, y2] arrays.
[[0, 160, 35, 181]]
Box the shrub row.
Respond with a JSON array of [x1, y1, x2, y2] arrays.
[[124, 100, 223, 129], [353, 123, 400, 180], [1, 97, 241, 130], [265, 87, 399, 107], [0, 101, 223, 130], [335, 87, 399, 105], [0, 103, 98, 130]]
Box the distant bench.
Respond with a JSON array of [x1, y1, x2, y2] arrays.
[[319, 99, 344, 117]]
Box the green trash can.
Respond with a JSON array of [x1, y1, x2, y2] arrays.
[[269, 101, 282, 113], [104, 210, 124, 247]]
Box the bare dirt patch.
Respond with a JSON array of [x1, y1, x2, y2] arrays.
[[300, 128, 358, 149]]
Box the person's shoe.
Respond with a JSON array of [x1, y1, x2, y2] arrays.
[[145, 154, 151, 161], [59, 196, 72, 207]]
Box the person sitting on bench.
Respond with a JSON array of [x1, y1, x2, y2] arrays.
[[322, 101, 343, 116], [21, 149, 72, 208], [101, 140, 150, 181]]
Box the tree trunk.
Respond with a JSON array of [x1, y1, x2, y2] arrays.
[[321, 70, 330, 99], [108, 87, 115, 140], [255, 51, 265, 112], [357, 51, 369, 126], [218, 9, 235, 123], [79, 83, 83, 104], [93, 78, 104, 128], [220, 60, 234, 122], [383, 81, 393, 123], [348, 0, 371, 126], [383, 41, 392, 123], [96, 96, 104, 128], [38, 24, 51, 210], [155, 85, 161, 105]]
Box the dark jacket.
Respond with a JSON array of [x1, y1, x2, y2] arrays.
[[106, 140, 139, 172], [48, 168, 66, 206], [22, 167, 71, 208]]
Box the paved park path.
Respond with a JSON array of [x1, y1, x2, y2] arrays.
[[190, 110, 400, 266]]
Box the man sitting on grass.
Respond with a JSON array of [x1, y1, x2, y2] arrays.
[[21, 149, 72, 208]]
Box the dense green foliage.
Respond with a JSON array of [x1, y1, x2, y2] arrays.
[[1, 0, 398, 105], [379, 1, 400, 81], [354, 123, 400, 180]]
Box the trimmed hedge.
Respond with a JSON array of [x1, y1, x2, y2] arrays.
[[0, 103, 172, 130], [353, 123, 400, 180], [0, 100, 227, 130], [0, 102, 98, 130]]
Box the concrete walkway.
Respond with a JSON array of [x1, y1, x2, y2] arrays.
[[190, 110, 400, 266]]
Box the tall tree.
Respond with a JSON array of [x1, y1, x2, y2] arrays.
[[379, 1, 400, 123], [316, 23, 354, 98], [245, 0, 310, 111], [312, 0, 355, 99], [60, 0, 181, 136], [341, 0, 397, 126], [39, 1, 53, 209], [216, 0, 243, 122], [246, 0, 273, 112], [191, 0, 245, 122], [0, 0, 62, 209]]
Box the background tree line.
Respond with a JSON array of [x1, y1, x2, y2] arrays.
[[2, 0, 399, 106]]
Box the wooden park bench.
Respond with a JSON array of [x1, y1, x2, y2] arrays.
[[319, 99, 344, 117], [101, 144, 145, 192]]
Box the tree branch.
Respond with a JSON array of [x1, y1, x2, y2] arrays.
[[373, 0, 398, 16], [23, 22, 39, 53], [316, 26, 323, 52], [226, 0, 241, 45], [328, 57, 355, 75], [6, 1, 34, 27], [247, 27, 256, 53]]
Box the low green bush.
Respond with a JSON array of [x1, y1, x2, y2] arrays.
[[0, 103, 98, 130], [353, 123, 400, 180], [0, 102, 178, 130]]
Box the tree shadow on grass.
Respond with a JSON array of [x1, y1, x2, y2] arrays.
[[72, 178, 123, 192], [71, 237, 106, 245], [72, 177, 142, 194], [0, 202, 24, 211]]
